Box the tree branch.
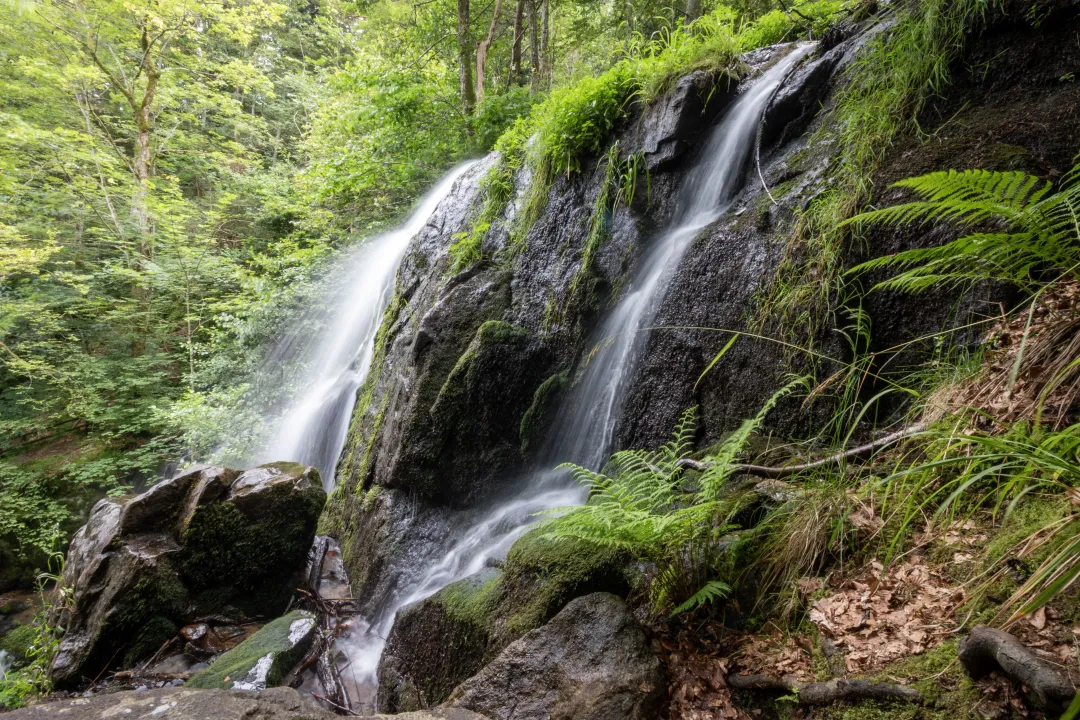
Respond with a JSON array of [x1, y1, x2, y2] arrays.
[[727, 674, 921, 705], [677, 422, 928, 479]]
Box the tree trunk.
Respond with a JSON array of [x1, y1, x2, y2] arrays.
[[510, 0, 525, 86], [475, 0, 504, 105], [685, 0, 701, 22], [458, 0, 476, 115], [539, 0, 549, 88], [625, 0, 634, 53], [132, 21, 160, 261], [527, 0, 539, 92]]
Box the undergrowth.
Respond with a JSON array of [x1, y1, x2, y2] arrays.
[[540, 380, 806, 615], [757, 0, 1003, 345], [484, 0, 852, 252]]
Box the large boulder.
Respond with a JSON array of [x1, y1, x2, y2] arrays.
[[376, 532, 628, 714], [445, 592, 663, 720], [50, 463, 325, 688], [1, 686, 487, 720]]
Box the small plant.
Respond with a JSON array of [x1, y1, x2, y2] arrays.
[[0, 538, 69, 709], [541, 380, 805, 615]]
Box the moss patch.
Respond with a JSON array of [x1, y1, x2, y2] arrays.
[[0, 624, 35, 664], [187, 611, 314, 690], [498, 529, 628, 638], [520, 372, 570, 456]]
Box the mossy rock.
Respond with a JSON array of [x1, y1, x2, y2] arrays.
[[497, 529, 629, 639], [0, 624, 36, 665], [377, 569, 501, 713], [375, 531, 630, 713], [187, 611, 316, 690], [50, 463, 326, 688], [519, 372, 570, 457]]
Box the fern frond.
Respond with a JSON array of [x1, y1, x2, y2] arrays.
[[671, 579, 731, 616]]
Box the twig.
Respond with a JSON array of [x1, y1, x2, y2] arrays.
[[311, 691, 361, 716], [678, 422, 929, 478]]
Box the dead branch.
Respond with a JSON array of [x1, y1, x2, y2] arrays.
[[678, 422, 928, 479], [727, 674, 922, 705], [958, 625, 1076, 708]]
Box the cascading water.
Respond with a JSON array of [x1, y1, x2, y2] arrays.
[[247, 162, 477, 490], [331, 44, 813, 711]]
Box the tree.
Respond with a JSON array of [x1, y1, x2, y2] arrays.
[[476, 0, 505, 104], [458, 0, 476, 114]]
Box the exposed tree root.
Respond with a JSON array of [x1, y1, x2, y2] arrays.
[[678, 422, 928, 478], [727, 674, 922, 705], [959, 625, 1076, 708]]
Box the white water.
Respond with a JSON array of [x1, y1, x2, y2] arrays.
[[331, 45, 813, 711], [250, 162, 477, 490], [0, 650, 11, 681]]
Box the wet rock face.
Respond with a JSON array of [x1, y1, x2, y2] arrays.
[[446, 593, 663, 720], [377, 568, 499, 714], [50, 463, 325, 688], [635, 69, 739, 171]]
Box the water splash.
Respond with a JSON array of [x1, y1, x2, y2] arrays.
[[331, 44, 813, 710], [249, 162, 478, 491]]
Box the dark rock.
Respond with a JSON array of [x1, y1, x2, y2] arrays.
[[305, 535, 352, 602], [636, 69, 739, 170], [445, 593, 663, 720], [376, 531, 628, 713], [50, 463, 325, 688], [377, 569, 500, 713]]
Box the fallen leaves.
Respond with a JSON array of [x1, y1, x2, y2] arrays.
[[807, 558, 963, 673]]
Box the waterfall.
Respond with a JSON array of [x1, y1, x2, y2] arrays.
[[332, 44, 813, 710], [249, 161, 478, 491]]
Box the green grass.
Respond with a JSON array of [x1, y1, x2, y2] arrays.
[[757, 0, 1002, 344], [487, 0, 852, 249]]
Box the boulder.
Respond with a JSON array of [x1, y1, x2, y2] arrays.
[[0, 686, 488, 720], [187, 610, 316, 691], [446, 593, 663, 720], [50, 463, 325, 688], [376, 531, 628, 713]]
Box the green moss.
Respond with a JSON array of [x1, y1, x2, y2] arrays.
[[435, 321, 531, 412], [336, 291, 403, 492], [111, 563, 190, 666], [520, 372, 569, 456], [440, 572, 503, 626], [499, 529, 626, 637], [187, 611, 314, 690], [0, 624, 35, 664], [178, 482, 325, 615]]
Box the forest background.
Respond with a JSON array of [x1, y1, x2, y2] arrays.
[[0, 0, 795, 582]]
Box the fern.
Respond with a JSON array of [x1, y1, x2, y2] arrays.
[[541, 383, 803, 615], [671, 580, 731, 616], [846, 158, 1080, 293]]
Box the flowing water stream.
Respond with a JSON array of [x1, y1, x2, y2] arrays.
[[248, 162, 478, 490], [327, 44, 813, 710]]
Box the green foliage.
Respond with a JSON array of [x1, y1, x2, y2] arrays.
[[874, 420, 1080, 620], [0, 545, 69, 709], [759, 0, 1001, 342], [473, 88, 542, 153], [846, 160, 1080, 293], [541, 380, 805, 614]]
